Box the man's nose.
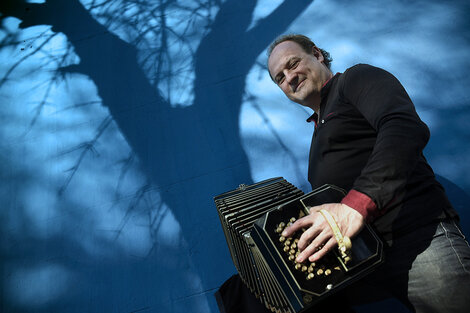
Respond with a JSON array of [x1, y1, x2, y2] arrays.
[[285, 71, 298, 90]]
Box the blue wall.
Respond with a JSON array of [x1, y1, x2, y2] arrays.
[[1, 0, 469, 312]]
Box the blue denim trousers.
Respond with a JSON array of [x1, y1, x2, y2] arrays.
[[348, 217, 470, 313]]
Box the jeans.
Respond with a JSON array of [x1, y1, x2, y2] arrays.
[[348, 218, 470, 313]]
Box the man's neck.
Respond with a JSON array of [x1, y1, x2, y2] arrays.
[[314, 70, 334, 117], [302, 68, 333, 114], [304, 98, 320, 113]]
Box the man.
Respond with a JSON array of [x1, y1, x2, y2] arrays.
[[267, 34, 470, 312]]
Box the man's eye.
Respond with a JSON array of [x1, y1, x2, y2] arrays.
[[288, 60, 299, 69], [277, 76, 285, 84]]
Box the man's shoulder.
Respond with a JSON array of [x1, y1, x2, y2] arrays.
[[341, 64, 397, 87], [344, 63, 387, 76]]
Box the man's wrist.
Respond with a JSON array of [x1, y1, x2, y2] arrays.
[[341, 189, 378, 222]]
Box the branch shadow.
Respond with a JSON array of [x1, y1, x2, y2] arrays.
[[0, 0, 313, 312]]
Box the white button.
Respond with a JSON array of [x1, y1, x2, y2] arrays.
[[321, 119, 325, 123]]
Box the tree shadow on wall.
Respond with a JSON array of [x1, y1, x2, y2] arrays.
[[0, 0, 313, 312]]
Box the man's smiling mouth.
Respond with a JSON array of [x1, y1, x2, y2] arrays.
[[294, 79, 305, 92]]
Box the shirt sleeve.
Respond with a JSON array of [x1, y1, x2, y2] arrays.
[[339, 64, 430, 219], [341, 189, 378, 222]]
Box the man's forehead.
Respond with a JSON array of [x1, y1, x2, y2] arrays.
[[268, 41, 305, 72]]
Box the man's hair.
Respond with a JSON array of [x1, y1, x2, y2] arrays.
[[267, 34, 332, 70]]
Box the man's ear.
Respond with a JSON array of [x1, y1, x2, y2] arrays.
[[311, 46, 324, 62]]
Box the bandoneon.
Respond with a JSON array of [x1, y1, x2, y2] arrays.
[[214, 177, 383, 313]]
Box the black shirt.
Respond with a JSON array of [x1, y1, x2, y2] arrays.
[[308, 64, 456, 238]]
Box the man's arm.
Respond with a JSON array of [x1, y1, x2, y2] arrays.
[[340, 64, 430, 218]]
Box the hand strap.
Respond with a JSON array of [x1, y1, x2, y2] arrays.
[[319, 209, 352, 263]]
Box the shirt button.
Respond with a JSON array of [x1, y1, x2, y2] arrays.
[[321, 119, 325, 124]]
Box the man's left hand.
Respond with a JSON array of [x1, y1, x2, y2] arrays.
[[281, 203, 365, 263]]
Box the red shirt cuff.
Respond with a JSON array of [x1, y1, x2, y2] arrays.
[[341, 189, 378, 222]]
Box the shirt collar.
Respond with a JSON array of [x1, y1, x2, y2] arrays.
[[306, 112, 319, 126]]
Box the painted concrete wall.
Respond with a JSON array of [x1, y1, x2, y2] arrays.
[[1, 0, 469, 312]]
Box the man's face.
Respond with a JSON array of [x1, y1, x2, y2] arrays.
[[268, 41, 330, 108]]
